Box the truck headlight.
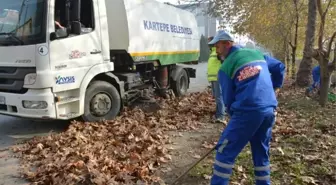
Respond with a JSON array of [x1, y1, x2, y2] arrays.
[[24, 73, 37, 85], [22, 101, 48, 109]]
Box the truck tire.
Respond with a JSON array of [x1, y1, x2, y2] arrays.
[[82, 81, 121, 122], [171, 69, 189, 97]]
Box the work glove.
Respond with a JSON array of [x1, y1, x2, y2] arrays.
[[274, 108, 278, 124]]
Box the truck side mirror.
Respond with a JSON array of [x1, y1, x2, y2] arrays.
[[71, 21, 81, 35], [50, 28, 69, 41], [50, 32, 57, 41]]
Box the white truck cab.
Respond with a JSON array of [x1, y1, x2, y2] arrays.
[[0, 0, 200, 122]]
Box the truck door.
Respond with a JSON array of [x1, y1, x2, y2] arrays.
[[48, 0, 102, 91]]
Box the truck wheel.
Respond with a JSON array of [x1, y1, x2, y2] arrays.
[[171, 69, 189, 97], [82, 81, 121, 122]]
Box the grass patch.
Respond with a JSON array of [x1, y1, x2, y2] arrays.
[[311, 164, 331, 177], [189, 151, 216, 178], [231, 146, 255, 184], [189, 161, 213, 177]]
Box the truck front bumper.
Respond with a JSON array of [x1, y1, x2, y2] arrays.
[[0, 89, 56, 119]]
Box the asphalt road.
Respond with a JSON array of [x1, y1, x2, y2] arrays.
[[0, 118, 70, 185], [188, 62, 209, 93], [0, 62, 209, 185]]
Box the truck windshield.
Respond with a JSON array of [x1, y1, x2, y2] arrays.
[[0, 0, 46, 46]]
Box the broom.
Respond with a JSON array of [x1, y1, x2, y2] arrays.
[[171, 145, 216, 185]]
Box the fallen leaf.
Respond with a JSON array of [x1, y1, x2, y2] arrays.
[[237, 165, 243, 172], [276, 147, 285, 155], [203, 174, 211, 180], [192, 154, 201, 159], [301, 176, 318, 184]]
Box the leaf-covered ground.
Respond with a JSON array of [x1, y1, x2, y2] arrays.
[[11, 83, 336, 185], [12, 91, 215, 185]]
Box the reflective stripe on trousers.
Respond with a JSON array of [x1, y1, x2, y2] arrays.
[[211, 160, 233, 185], [254, 165, 271, 184]]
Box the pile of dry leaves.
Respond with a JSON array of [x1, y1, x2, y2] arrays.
[[13, 91, 215, 185]]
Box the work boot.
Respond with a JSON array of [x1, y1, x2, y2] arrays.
[[215, 118, 226, 124], [212, 116, 226, 124], [305, 88, 311, 97]]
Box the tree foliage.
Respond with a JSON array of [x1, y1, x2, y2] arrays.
[[181, 0, 309, 74], [181, 0, 334, 74]]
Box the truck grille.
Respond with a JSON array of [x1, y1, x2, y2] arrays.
[[0, 67, 36, 94]]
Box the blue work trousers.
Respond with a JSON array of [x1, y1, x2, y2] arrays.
[[211, 81, 225, 120], [211, 108, 276, 185], [307, 81, 320, 93]]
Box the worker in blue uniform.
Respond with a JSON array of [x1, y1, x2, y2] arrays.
[[208, 30, 285, 185], [306, 65, 321, 94]]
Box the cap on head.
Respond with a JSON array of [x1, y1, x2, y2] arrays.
[[208, 30, 234, 45], [208, 36, 215, 47], [208, 36, 214, 42]]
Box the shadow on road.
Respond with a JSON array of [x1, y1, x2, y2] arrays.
[[0, 116, 70, 185]]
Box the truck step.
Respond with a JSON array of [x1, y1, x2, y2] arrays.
[[57, 96, 80, 105]]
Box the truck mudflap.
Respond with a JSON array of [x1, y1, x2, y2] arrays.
[[170, 65, 196, 82], [185, 67, 196, 78]]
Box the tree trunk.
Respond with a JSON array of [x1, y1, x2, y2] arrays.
[[316, 0, 333, 106], [319, 62, 331, 106], [296, 0, 317, 86], [286, 46, 290, 74], [283, 40, 288, 64], [290, 0, 300, 80], [291, 46, 297, 79]]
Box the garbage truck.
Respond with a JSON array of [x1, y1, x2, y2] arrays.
[[0, 0, 200, 122]]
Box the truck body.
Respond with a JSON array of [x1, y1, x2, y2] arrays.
[[0, 0, 200, 121]]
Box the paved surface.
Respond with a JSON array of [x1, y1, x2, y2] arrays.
[[0, 62, 209, 185], [0, 118, 69, 185], [188, 62, 209, 93]]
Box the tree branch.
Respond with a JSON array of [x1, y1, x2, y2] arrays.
[[289, 41, 294, 48], [332, 41, 336, 70], [312, 48, 327, 61], [315, 0, 325, 50], [327, 32, 336, 58], [326, 41, 336, 72], [312, 49, 320, 60], [322, 0, 332, 18], [316, 0, 323, 16], [323, 37, 330, 45], [298, 0, 305, 11]]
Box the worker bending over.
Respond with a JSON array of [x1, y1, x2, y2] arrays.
[[207, 36, 225, 123], [306, 65, 321, 95], [208, 30, 285, 185]]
